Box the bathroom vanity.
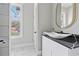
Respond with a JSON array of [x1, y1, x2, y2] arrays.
[[41, 3, 79, 56], [42, 32, 79, 56]]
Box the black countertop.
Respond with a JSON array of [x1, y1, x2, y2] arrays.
[[43, 34, 79, 49]]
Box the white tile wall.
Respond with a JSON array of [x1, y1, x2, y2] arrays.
[[0, 4, 9, 16], [0, 4, 9, 56], [0, 15, 9, 25], [0, 26, 9, 36], [0, 4, 9, 37]]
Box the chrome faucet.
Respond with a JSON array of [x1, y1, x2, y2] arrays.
[[72, 34, 78, 49], [0, 40, 6, 44]]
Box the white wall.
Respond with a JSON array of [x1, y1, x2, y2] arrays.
[[51, 3, 62, 32], [37, 3, 52, 55], [23, 3, 34, 44]]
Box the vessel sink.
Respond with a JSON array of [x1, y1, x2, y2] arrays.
[[43, 32, 71, 39]]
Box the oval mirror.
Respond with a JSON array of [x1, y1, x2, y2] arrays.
[[56, 3, 77, 29]]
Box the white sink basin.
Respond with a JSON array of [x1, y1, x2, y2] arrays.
[[43, 32, 71, 39]]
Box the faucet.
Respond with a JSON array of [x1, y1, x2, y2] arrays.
[[71, 34, 78, 49], [0, 40, 6, 44]]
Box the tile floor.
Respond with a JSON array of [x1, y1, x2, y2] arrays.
[[11, 45, 37, 56]]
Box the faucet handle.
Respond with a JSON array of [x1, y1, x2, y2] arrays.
[[0, 40, 3, 42], [0, 40, 6, 44]]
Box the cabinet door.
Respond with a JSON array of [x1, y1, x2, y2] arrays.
[[68, 47, 79, 56], [51, 40, 68, 56], [42, 36, 52, 56]]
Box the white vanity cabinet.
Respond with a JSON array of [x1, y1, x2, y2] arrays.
[[51, 39, 68, 56], [42, 36, 79, 56], [42, 36, 53, 56], [42, 36, 69, 56]]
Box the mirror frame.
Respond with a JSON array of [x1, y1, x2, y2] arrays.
[[55, 3, 77, 29]]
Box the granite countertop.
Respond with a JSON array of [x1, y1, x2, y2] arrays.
[[43, 34, 79, 49]]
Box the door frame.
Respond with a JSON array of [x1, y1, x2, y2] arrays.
[[33, 3, 39, 55]]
